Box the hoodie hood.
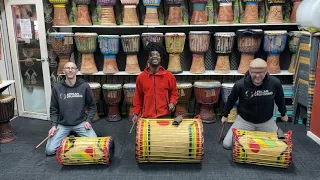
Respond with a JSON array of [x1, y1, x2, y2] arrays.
[[62, 78, 85, 88]]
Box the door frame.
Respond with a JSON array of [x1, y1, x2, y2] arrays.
[[5, 0, 51, 120]]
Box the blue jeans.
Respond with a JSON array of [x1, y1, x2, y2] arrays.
[[45, 122, 97, 155]]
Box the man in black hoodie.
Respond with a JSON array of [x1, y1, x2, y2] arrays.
[[222, 58, 288, 149], [45, 62, 97, 155]]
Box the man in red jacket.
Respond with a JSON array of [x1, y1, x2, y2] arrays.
[[131, 43, 179, 122]]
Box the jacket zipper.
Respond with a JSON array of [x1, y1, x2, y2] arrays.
[[154, 75, 157, 116]]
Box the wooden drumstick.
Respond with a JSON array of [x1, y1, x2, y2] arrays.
[[218, 122, 225, 143], [36, 128, 58, 149], [129, 120, 137, 134]]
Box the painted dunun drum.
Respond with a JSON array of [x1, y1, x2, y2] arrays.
[[165, 32, 186, 74], [193, 80, 221, 123], [263, 30, 288, 74], [98, 35, 120, 74], [189, 31, 211, 74], [56, 136, 115, 165], [232, 128, 292, 168], [236, 29, 263, 74], [49, 32, 74, 74], [136, 117, 204, 163]]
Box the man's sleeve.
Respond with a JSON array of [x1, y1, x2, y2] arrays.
[[50, 87, 59, 127], [275, 83, 287, 116], [85, 85, 97, 122], [133, 76, 143, 115], [223, 83, 240, 117], [169, 74, 178, 105]]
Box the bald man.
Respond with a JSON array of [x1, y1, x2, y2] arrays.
[[222, 58, 288, 149], [45, 62, 97, 155]]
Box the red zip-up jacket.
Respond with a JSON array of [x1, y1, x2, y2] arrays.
[[133, 66, 179, 118]]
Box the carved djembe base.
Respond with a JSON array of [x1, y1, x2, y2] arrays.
[[57, 55, 71, 74], [167, 6, 183, 25], [53, 5, 69, 26], [174, 103, 188, 118], [101, 7, 116, 26], [243, 3, 259, 24], [144, 8, 159, 25], [217, 3, 233, 24], [103, 57, 119, 74], [199, 104, 215, 123], [125, 55, 140, 74], [266, 55, 281, 74], [288, 54, 295, 73], [266, 5, 283, 23], [107, 104, 121, 121], [76, 5, 92, 25], [190, 54, 205, 74], [0, 123, 15, 144], [214, 55, 230, 74], [123, 6, 139, 25], [237, 53, 254, 74], [190, 10, 206, 25], [80, 54, 98, 74], [167, 54, 182, 74]]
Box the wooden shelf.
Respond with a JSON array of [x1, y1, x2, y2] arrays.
[[59, 70, 293, 76]]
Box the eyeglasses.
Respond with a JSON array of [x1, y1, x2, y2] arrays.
[[64, 67, 77, 70]]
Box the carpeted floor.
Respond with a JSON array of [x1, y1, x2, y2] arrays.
[[0, 116, 320, 180]]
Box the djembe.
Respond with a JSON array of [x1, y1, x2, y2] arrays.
[[189, 31, 211, 74], [123, 83, 136, 121], [263, 30, 288, 74], [98, 35, 120, 74], [237, 29, 263, 74], [120, 0, 139, 25], [0, 94, 15, 144], [97, 0, 117, 26], [74, 33, 98, 74], [121, 35, 141, 74], [175, 82, 192, 118], [194, 80, 221, 123], [288, 31, 301, 73], [190, 0, 207, 25], [56, 136, 115, 165], [232, 128, 292, 168], [143, 0, 161, 25], [290, 0, 302, 23], [49, 32, 74, 74], [214, 32, 235, 74], [88, 82, 101, 121], [49, 0, 69, 26], [242, 0, 262, 24], [102, 84, 122, 121], [165, 0, 183, 25], [217, 0, 234, 24], [136, 117, 204, 163], [141, 33, 164, 49], [221, 83, 237, 123], [266, 0, 285, 23], [73, 0, 92, 25], [165, 32, 186, 74]]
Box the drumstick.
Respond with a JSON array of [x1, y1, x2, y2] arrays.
[[36, 128, 58, 149], [218, 122, 225, 143], [129, 120, 137, 134]]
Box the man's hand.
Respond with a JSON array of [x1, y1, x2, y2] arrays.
[[84, 122, 92, 129], [131, 114, 138, 123], [169, 103, 175, 112], [281, 114, 288, 122], [221, 116, 228, 123], [48, 126, 58, 137]]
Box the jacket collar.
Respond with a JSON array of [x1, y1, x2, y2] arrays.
[[143, 66, 167, 76]]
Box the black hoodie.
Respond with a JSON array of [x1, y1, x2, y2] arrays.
[[223, 72, 286, 124], [50, 78, 96, 127]]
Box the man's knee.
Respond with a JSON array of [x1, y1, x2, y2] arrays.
[[45, 145, 57, 156], [223, 138, 233, 150]]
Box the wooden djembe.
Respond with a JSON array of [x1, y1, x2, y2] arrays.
[[290, 0, 302, 23], [97, 0, 117, 26], [266, 0, 285, 24], [214, 32, 235, 74], [143, 0, 161, 25], [98, 35, 120, 74], [217, 0, 234, 24], [165, 32, 186, 74], [165, 0, 183, 25], [120, 0, 140, 25], [49, 0, 70, 26], [288, 31, 301, 73], [242, 0, 262, 24], [190, 0, 208, 25], [73, 0, 92, 25], [121, 35, 141, 74]]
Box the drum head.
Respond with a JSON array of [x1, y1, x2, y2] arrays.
[[98, 35, 120, 39], [75, 32, 98, 37], [264, 30, 287, 35], [88, 82, 101, 89], [141, 33, 163, 37], [194, 80, 222, 88], [165, 32, 186, 37], [0, 94, 15, 103], [236, 29, 263, 37], [102, 84, 122, 90], [222, 83, 235, 88], [123, 83, 136, 89], [177, 82, 192, 89], [121, 34, 140, 38], [49, 32, 74, 37], [189, 31, 211, 35], [214, 32, 236, 37]]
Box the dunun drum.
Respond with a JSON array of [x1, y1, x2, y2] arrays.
[[123, 83, 136, 121], [288, 31, 301, 73], [232, 128, 292, 168], [136, 117, 204, 163], [102, 84, 122, 121], [214, 32, 235, 74], [49, 32, 74, 74], [141, 33, 164, 50], [242, 0, 262, 24], [74, 33, 98, 74], [236, 29, 263, 74], [73, 0, 92, 25], [266, 0, 285, 24], [98, 35, 120, 74], [49, 0, 69, 26], [121, 35, 141, 74], [221, 83, 237, 123], [175, 82, 192, 118], [0, 94, 15, 144], [143, 0, 161, 25], [120, 0, 140, 25], [189, 31, 211, 74], [193, 80, 221, 123], [97, 0, 117, 26], [263, 30, 288, 74], [165, 33, 186, 74], [217, 0, 234, 24], [88, 82, 101, 121], [165, 0, 183, 25], [290, 0, 302, 23], [191, 0, 208, 25], [56, 136, 115, 165]]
